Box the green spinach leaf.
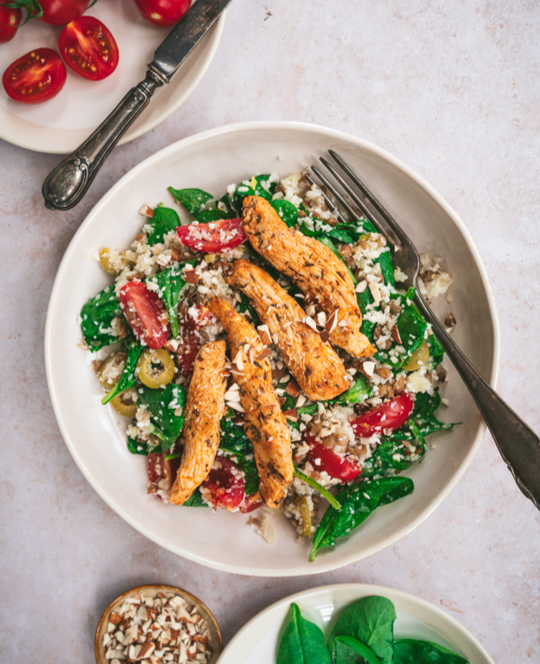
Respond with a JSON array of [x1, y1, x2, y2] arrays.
[[194, 209, 230, 223], [253, 174, 277, 201], [137, 383, 186, 452], [333, 635, 383, 664], [219, 410, 260, 495], [272, 199, 299, 227], [102, 342, 144, 405], [328, 596, 396, 664], [146, 205, 180, 245], [168, 187, 214, 215], [332, 375, 373, 405], [127, 435, 149, 455], [427, 333, 445, 367], [184, 487, 208, 508], [310, 477, 414, 561], [147, 261, 192, 338], [81, 284, 124, 352], [393, 639, 469, 664], [276, 603, 331, 664]]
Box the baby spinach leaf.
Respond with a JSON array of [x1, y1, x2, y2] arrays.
[[147, 261, 192, 338], [272, 199, 299, 227], [253, 174, 277, 201], [146, 205, 180, 245], [309, 477, 414, 561], [393, 639, 469, 664], [332, 375, 373, 405], [328, 596, 396, 664], [81, 284, 123, 352], [168, 187, 214, 215], [184, 487, 208, 508], [277, 603, 331, 664], [413, 392, 441, 418], [333, 636, 383, 664], [127, 435, 149, 455], [219, 410, 260, 495], [137, 383, 186, 452], [194, 209, 230, 223], [293, 466, 341, 510], [394, 301, 427, 365], [427, 333, 445, 367], [376, 250, 395, 288], [102, 342, 144, 405], [236, 290, 261, 327], [231, 182, 255, 212], [361, 429, 425, 478]]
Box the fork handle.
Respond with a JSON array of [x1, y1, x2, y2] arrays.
[[414, 292, 540, 509]]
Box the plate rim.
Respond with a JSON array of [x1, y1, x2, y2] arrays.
[[44, 120, 501, 576], [217, 582, 495, 664], [0, 14, 225, 155]]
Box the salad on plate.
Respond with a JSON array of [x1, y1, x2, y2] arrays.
[[80, 170, 456, 561]]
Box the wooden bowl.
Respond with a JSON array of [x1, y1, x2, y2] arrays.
[[94, 584, 222, 664]]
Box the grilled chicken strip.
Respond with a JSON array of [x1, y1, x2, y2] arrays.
[[242, 195, 375, 358], [169, 341, 227, 506], [208, 297, 293, 508], [228, 260, 349, 401]]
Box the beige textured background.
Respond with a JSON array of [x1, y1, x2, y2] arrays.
[[1, 1, 540, 661]]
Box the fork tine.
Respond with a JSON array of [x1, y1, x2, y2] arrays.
[[328, 150, 411, 246], [304, 172, 348, 225]]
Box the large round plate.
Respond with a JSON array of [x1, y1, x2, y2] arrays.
[[218, 584, 495, 663], [45, 121, 500, 576], [0, 2, 224, 154]]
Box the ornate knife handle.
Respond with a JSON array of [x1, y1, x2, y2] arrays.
[[43, 69, 166, 211]]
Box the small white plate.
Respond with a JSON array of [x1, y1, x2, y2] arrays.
[[0, 2, 224, 154], [45, 121, 500, 576], [218, 584, 494, 664]]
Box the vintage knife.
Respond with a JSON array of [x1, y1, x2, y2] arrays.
[[42, 0, 233, 211]]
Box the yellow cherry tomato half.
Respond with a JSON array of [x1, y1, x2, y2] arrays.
[[403, 340, 430, 372], [111, 388, 137, 417], [136, 348, 175, 389]]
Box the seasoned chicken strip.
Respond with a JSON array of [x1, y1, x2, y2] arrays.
[[228, 260, 349, 401], [169, 341, 227, 506], [242, 195, 375, 358], [208, 297, 293, 508]]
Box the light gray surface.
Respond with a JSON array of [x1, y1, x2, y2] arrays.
[[1, 1, 539, 662]]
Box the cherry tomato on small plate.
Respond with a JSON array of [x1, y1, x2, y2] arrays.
[[304, 433, 362, 482], [59, 16, 119, 81], [2, 48, 66, 104], [179, 304, 217, 375], [201, 456, 245, 511], [177, 218, 246, 254], [133, 0, 191, 27], [36, 0, 91, 26], [0, 7, 22, 44], [351, 393, 414, 438], [119, 281, 169, 349]]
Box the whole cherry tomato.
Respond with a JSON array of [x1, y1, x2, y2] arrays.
[[119, 281, 169, 349], [179, 304, 217, 375], [58, 16, 119, 81], [2, 48, 66, 104], [304, 433, 362, 482], [351, 393, 414, 438], [0, 7, 22, 43], [201, 456, 245, 511], [37, 0, 91, 26], [177, 218, 246, 254], [133, 0, 191, 27]]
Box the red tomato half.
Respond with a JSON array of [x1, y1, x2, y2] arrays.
[[0, 7, 22, 44], [305, 433, 362, 482], [177, 218, 246, 254], [37, 0, 91, 26], [2, 48, 66, 104], [201, 456, 245, 511], [119, 281, 169, 349], [148, 452, 177, 495], [240, 492, 263, 514], [180, 304, 217, 375], [134, 0, 191, 27], [58, 17, 119, 81], [351, 393, 414, 438]]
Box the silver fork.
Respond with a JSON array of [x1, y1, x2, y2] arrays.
[[309, 150, 540, 510]]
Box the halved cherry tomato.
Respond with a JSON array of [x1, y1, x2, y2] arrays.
[[239, 492, 263, 514], [351, 393, 414, 438], [180, 304, 217, 375], [0, 7, 22, 43], [2, 48, 66, 104], [133, 0, 191, 27], [201, 456, 245, 511], [119, 281, 169, 349], [148, 453, 179, 495], [37, 0, 91, 26], [58, 16, 119, 81], [305, 433, 362, 482], [177, 218, 246, 254]]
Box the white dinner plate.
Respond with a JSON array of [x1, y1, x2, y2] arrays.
[[0, 2, 224, 154], [45, 121, 500, 576], [218, 584, 495, 664]]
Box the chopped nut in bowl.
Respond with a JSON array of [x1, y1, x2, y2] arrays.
[[94, 584, 222, 664]]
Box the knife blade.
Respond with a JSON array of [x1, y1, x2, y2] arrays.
[[42, 0, 233, 211]]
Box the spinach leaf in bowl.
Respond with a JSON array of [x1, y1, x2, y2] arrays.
[[393, 639, 469, 663], [277, 603, 331, 664], [81, 284, 124, 352]]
